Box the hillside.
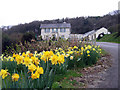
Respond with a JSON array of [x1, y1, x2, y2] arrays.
[[97, 32, 120, 43], [2, 10, 119, 35]]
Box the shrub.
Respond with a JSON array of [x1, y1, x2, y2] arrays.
[[21, 32, 35, 44], [2, 33, 12, 53]]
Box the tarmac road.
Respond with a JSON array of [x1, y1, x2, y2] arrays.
[[96, 42, 119, 88]]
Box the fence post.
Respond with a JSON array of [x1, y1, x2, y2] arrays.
[[94, 34, 96, 46]]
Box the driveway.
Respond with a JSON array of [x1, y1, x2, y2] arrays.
[[96, 42, 119, 88]]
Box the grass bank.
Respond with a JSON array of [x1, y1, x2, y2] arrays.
[[96, 32, 120, 43]]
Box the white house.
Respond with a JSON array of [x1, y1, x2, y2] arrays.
[[40, 23, 71, 40], [82, 27, 110, 40], [40, 22, 110, 41]]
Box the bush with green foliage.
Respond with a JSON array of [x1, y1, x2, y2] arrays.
[[21, 32, 35, 44]]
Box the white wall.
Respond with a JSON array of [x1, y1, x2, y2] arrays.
[[41, 27, 109, 40], [41, 28, 70, 40], [95, 27, 108, 38], [69, 34, 83, 39]]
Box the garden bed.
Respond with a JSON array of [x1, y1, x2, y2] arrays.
[[0, 41, 105, 89]]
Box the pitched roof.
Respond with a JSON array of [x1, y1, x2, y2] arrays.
[[83, 30, 95, 38], [40, 23, 71, 28]]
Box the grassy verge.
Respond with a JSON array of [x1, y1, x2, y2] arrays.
[[96, 32, 120, 43], [52, 69, 84, 88], [52, 48, 108, 88]]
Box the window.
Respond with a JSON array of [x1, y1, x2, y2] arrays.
[[44, 29, 46, 33], [56, 28, 58, 32], [52, 28, 54, 32], [60, 28, 64, 32], [64, 28, 66, 32], [60, 28, 66, 32], [45, 28, 50, 33]]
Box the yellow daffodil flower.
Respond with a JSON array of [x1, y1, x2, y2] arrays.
[[93, 48, 95, 51], [36, 66, 44, 74], [12, 73, 19, 82], [0, 69, 9, 79], [87, 54, 90, 57], [23, 57, 31, 67], [57, 55, 65, 65], [70, 56, 73, 60], [87, 50, 90, 54], [31, 71, 40, 80], [50, 54, 58, 65], [28, 64, 37, 73]]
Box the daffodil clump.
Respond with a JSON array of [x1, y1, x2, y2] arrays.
[[79, 45, 101, 66], [0, 50, 65, 88], [0, 44, 102, 88]]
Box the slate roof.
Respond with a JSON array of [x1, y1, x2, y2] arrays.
[[40, 23, 71, 28], [83, 30, 95, 37]]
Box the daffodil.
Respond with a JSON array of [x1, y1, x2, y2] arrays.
[[23, 56, 31, 67], [98, 49, 101, 51], [37, 53, 42, 57], [50, 54, 58, 65], [73, 46, 78, 49], [29, 53, 33, 57], [22, 52, 27, 57], [28, 64, 36, 73], [31, 71, 40, 80], [87, 54, 90, 57], [85, 47, 88, 50], [0, 69, 9, 79], [31, 56, 39, 65], [41, 55, 47, 63], [36, 66, 44, 74], [12, 73, 19, 82], [44, 51, 52, 60], [56, 52, 60, 56], [76, 51, 79, 54], [70, 56, 73, 60], [15, 55, 24, 65], [26, 51, 30, 56], [62, 51, 65, 55], [87, 50, 90, 54], [93, 48, 95, 51], [81, 52, 83, 55], [57, 55, 65, 65], [88, 45, 92, 49], [67, 51, 73, 54], [81, 47, 84, 51], [12, 53, 16, 58]]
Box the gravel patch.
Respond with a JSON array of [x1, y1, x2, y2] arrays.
[[73, 54, 112, 88]]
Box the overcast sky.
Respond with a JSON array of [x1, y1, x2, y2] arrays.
[[0, 0, 119, 27]]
